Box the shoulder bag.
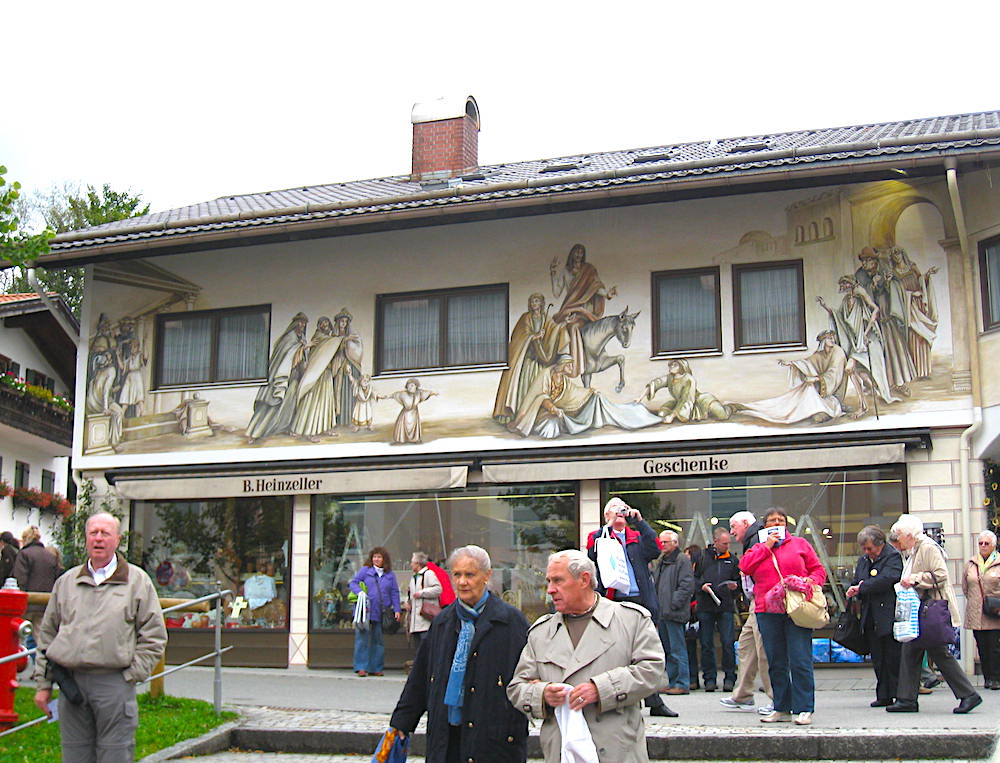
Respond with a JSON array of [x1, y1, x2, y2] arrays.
[[771, 551, 829, 629], [832, 602, 869, 655], [976, 566, 1000, 618], [419, 572, 443, 620], [910, 571, 953, 649], [381, 606, 401, 635]]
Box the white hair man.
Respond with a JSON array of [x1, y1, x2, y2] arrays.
[[654, 530, 695, 697], [720, 510, 774, 714], [508, 549, 667, 761], [34, 512, 167, 761]]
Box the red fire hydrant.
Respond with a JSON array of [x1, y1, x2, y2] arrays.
[[0, 579, 31, 730]]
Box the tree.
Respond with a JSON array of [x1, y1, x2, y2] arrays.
[[0, 165, 54, 270], [2, 178, 151, 317]]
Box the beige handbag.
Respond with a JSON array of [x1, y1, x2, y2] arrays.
[[771, 553, 829, 629]]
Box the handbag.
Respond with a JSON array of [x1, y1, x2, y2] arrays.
[[976, 566, 1000, 618], [372, 727, 409, 763], [832, 606, 869, 656], [911, 572, 954, 649], [770, 552, 829, 629], [382, 607, 401, 635], [595, 527, 631, 595], [419, 598, 442, 620]]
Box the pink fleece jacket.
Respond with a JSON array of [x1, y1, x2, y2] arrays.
[[739, 535, 826, 613]]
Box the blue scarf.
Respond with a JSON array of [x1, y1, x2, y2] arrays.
[[444, 590, 489, 725]]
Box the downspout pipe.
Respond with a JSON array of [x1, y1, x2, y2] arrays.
[[945, 158, 983, 674]]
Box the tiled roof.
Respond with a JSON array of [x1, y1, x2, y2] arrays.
[[0, 293, 44, 303], [47, 110, 1000, 256]]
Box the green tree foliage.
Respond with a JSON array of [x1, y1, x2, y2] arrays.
[[0, 166, 54, 269], [2, 179, 151, 317]]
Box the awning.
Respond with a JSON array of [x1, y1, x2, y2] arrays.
[[481, 443, 904, 484], [113, 465, 468, 500]]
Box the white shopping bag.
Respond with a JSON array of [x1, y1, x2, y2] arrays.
[[553, 683, 599, 763], [892, 583, 920, 643], [353, 590, 369, 631], [595, 528, 631, 595]]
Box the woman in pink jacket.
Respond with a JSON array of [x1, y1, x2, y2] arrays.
[[739, 508, 825, 726]]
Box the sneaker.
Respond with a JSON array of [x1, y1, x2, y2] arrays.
[[757, 703, 774, 715], [794, 711, 813, 725], [703, 680, 717, 692], [760, 711, 793, 723], [720, 697, 755, 711], [723, 679, 735, 693]]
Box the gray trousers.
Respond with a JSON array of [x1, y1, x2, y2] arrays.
[[732, 611, 772, 702], [60, 671, 138, 763], [897, 641, 975, 703]]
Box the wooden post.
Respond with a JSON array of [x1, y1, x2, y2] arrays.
[[149, 655, 166, 698]]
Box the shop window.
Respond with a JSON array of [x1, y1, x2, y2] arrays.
[[25, 368, 55, 392], [605, 464, 907, 622], [651, 267, 721, 356], [732, 260, 805, 351], [310, 483, 577, 631], [41, 469, 55, 494], [375, 284, 508, 374], [14, 461, 29, 489], [155, 305, 270, 388], [131, 496, 292, 630], [980, 235, 1000, 331]]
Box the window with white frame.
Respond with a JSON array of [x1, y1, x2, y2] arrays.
[[732, 260, 805, 351], [375, 284, 508, 374], [155, 305, 270, 387]]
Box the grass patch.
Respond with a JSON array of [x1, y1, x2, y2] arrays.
[[1, 688, 236, 762]]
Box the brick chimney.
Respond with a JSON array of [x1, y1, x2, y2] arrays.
[[411, 96, 480, 180]]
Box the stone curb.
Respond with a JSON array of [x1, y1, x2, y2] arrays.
[[140, 720, 239, 762], [230, 727, 999, 760]]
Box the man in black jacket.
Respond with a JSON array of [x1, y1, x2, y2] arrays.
[[696, 527, 740, 692], [846, 525, 903, 707], [390, 545, 528, 763], [654, 530, 695, 694]]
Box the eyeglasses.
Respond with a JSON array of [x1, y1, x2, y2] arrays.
[[979, 541, 994, 545]]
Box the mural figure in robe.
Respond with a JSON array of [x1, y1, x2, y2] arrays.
[[887, 247, 938, 380], [492, 293, 563, 424], [246, 312, 309, 444], [855, 248, 915, 396], [549, 243, 617, 378], [731, 330, 851, 424], [351, 374, 383, 432], [638, 358, 731, 424], [390, 378, 437, 444], [116, 336, 148, 417], [329, 308, 364, 427], [817, 276, 899, 413], [509, 354, 661, 439], [290, 316, 339, 441]]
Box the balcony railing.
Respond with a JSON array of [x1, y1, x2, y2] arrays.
[[0, 385, 73, 448]]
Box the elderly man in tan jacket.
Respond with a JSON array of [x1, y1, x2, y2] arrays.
[[508, 549, 666, 762], [34, 512, 167, 762]]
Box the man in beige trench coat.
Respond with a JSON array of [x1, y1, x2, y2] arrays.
[[508, 549, 666, 762]]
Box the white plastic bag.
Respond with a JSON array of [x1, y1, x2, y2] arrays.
[[552, 683, 599, 763], [892, 583, 920, 643], [353, 590, 369, 631], [595, 528, 631, 595]]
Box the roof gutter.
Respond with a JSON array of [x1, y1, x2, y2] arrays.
[[49, 127, 1000, 251]]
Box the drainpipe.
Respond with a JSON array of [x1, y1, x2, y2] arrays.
[[945, 158, 983, 674]]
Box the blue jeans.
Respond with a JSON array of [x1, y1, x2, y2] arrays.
[[757, 612, 815, 713], [353, 620, 385, 672], [657, 618, 690, 689], [698, 610, 735, 683]]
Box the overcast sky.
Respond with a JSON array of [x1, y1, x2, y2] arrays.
[[4, 1, 998, 218]]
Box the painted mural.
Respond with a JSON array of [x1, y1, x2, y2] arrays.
[[77, 178, 967, 461]]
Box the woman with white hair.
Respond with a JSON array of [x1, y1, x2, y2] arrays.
[[390, 545, 529, 762], [962, 530, 1000, 689], [885, 515, 982, 713]]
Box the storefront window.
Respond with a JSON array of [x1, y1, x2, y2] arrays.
[[606, 465, 906, 615], [310, 483, 576, 630], [132, 497, 292, 630]]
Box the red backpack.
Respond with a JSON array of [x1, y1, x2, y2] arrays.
[[426, 561, 456, 605]]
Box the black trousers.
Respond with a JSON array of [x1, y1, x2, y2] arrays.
[[864, 621, 900, 702], [897, 641, 975, 702], [973, 629, 1000, 682]]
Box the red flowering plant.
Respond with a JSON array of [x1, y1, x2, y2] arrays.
[[0, 480, 12, 498], [11, 485, 74, 516], [0, 371, 73, 414]]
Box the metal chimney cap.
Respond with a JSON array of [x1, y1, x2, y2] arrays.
[[411, 95, 480, 128]]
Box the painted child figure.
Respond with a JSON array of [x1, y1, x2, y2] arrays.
[[389, 378, 438, 444], [351, 374, 382, 432]]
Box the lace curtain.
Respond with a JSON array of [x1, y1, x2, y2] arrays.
[[160, 315, 212, 385], [738, 266, 801, 347], [656, 271, 719, 353], [218, 312, 269, 381]]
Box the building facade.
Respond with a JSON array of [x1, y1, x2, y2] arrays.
[[0, 293, 76, 544], [34, 100, 1000, 668]]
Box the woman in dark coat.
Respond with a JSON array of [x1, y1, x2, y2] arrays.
[[13, 526, 61, 592], [0, 531, 19, 582], [390, 545, 528, 763], [845, 525, 902, 706]]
